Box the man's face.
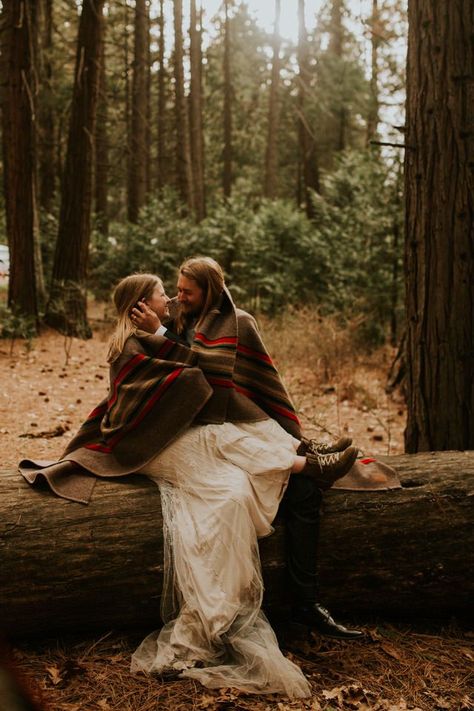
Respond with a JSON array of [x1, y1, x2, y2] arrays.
[[177, 274, 205, 317]]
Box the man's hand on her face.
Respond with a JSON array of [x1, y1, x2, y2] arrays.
[[130, 300, 161, 334]]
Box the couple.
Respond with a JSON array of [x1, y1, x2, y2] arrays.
[[22, 257, 361, 699]]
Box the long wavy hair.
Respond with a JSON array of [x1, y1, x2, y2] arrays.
[[175, 257, 225, 335], [107, 273, 162, 363]]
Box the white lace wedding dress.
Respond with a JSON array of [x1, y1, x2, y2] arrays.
[[131, 419, 311, 698]]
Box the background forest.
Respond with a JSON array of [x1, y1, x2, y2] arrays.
[[0, 0, 407, 346], [1, 3, 474, 710]]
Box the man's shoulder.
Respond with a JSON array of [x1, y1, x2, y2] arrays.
[[235, 308, 261, 338], [235, 307, 257, 324]]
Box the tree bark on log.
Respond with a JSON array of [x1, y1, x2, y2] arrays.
[[1, 452, 473, 637]]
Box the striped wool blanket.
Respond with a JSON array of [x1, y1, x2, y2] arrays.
[[19, 288, 300, 503], [176, 288, 301, 438]]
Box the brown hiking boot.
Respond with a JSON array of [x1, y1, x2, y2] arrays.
[[301, 446, 358, 489], [297, 436, 353, 457]]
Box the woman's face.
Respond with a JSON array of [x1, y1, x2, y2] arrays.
[[145, 283, 170, 320]]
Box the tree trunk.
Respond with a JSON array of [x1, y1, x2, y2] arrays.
[[222, 0, 232, 198], [94, 25, 109, 235], [127, 0, 148, 223], [2, 452, 473, 637], [173, 0, 195, 211], [328, 0, 343, 57], [156, 0, 167, 190], [189, 0, 206, 221], [44, 0, 104, 339], [145, 6, 152, 197], [297, 0, 319, 218], [390, 161, 403, 347], [404, 0, 474, 452], [38, 0, 56, 213], [329, 0, 347, 152], [263, 0, 281, 199], [0, 0, 42, 324], [123, 0, 132, 218], [366, 0, 380, 144]]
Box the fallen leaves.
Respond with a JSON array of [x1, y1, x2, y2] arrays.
[[9, 625, 474, 711], [46, 664, 63, 686], [380, 642, 404, 661], [321, 683, 423, 710], [44, 659, 85, 688]]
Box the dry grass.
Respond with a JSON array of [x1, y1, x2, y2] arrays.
[[259, 308, 405, 456], [259, 308, 365, 384], [9, 623, 474, 711]]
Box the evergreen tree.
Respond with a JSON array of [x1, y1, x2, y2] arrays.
[[1, 0, 44, 323], [128, 0, 149, 223], [45, 0, 105, 337], [263, 0, 282, 199]]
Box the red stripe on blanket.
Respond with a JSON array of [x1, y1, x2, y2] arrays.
[[157, 339, 174, 358], [237, 343, 273, 365], [207, 378, 300, 425], [207, 376, 234, 389], [233, 384, 300, 424], [108, 353, 146, 408], [87, 403, 108, 420], [85, 442, 112, 453], [85, 368, 184, 454], [266, 403, 300, 424], [111, 367, 184, 441], [194, 333, 237, 346]]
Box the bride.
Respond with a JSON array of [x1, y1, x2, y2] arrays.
[[109, 273, 312, 697]]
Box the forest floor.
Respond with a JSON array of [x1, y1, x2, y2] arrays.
[[0, 302, 406, 466], [2, 302, 473, 711]]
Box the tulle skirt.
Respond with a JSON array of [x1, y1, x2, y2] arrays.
[[131, 419, 311, 699]]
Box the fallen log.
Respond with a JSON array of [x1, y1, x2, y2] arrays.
[[1, 452, 473, 637]]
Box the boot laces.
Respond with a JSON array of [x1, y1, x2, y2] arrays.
[[317, 451, 341, 467], [309, 441, 329, 454]]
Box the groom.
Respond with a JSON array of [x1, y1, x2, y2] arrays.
[[132, 256, 363, 640]]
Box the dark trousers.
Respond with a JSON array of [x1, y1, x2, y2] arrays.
[[279, 474, 322, 604]]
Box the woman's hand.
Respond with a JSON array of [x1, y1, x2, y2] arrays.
[[130, 300, 161, 333]]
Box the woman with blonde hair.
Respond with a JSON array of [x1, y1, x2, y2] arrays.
[[107, 273, 171, 363]]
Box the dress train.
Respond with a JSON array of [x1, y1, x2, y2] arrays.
[[131, 420, 311, 698]]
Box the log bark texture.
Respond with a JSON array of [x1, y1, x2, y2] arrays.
[[1, 452, 473, 637]]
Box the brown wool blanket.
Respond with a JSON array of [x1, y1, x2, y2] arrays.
[[20, 288, 301, 503]]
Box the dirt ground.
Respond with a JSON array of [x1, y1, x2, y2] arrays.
[[2, 309, 472, 711], [0, 308, 405, 468]]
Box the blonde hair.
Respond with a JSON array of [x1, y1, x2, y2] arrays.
[[175, 256, 225, 335], [107, 273, 162, 362]]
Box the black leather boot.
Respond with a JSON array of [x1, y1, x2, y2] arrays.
[[292, 602, 364, 639]]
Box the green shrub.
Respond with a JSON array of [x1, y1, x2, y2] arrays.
[[86, 150, 403, 345], [0, 305, 36, 344], [88, 190, 331, 315]]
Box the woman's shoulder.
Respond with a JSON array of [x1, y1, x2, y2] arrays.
[[109, 335, 147, 374], [122, 333, 148, 356]]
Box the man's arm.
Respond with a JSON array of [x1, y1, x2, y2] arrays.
[[130, 300, 161, 333], [131, 300, 187, 345]]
